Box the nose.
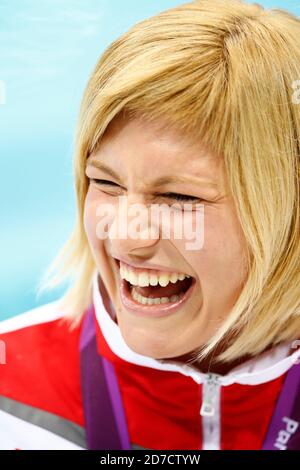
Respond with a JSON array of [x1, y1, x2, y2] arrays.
[[107, 194, 160, 256]]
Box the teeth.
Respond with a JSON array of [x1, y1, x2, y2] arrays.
[[120, 261, 191, 287], [131, 287, 182, 305], [149, 274, 158, 286], [170, 273, 179, 283], [138, 272, 149, 287], [158, 274, 169, 287], [128, 271, 139, 286]]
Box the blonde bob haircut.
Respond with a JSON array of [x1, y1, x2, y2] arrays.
[[39, 0, 300, 363]]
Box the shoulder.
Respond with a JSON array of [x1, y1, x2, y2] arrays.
[[0, 300, 66, 334], [0, 301, 83, 369], [0, 301, 86, 427]]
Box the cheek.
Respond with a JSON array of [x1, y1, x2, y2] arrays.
[[173, 209, 247, 285], [198, 212, 248, 286], [83, 190, 102, 251]]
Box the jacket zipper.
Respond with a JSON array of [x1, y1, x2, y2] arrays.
[[200, 373, 222, 450]]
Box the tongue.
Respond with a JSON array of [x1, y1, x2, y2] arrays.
[[135, 277, 191, 298]]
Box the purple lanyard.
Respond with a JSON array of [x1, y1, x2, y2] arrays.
[[80, 303, 300, 450], [79, 303, 131, 450], [262, 358, 300, 450]]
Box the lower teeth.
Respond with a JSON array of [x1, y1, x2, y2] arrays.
[[130, 286, 184, 305]]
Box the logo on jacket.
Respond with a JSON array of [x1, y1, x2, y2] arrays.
[[274, 417, 299, 450]]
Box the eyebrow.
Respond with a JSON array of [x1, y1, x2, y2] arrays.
[[86, 159, 122, 182], [86, 158, 219, 190]]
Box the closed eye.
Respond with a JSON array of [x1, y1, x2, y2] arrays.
[[89, 179, 203, 203], [160, 192, 201, 202], [89, 178, 119, 187]]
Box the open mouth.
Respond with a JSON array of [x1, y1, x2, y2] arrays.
[[113, 258, 196, 316]]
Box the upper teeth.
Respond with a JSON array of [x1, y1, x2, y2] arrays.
[[119, 261, 191, 287]]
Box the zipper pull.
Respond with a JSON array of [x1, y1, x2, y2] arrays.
[[200, 373, 221, 417]]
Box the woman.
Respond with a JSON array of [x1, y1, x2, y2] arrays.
[[1, 0, 300, 450]]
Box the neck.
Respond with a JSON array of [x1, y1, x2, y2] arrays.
[[169, 339, 283, 376], [166, 335, 256, 376], [169, 350, 253, 376]]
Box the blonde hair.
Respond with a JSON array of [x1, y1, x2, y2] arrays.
[[38, 0, 300, 363]]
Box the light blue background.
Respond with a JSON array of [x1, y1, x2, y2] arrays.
[[0, 0, 299, 320]]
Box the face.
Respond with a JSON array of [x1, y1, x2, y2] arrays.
[[84, 113, 249, 360]]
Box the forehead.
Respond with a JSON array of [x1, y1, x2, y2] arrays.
[[90, 114, 222, 176]]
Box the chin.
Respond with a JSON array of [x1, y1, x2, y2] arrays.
[[118, 324, 179, 359]]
